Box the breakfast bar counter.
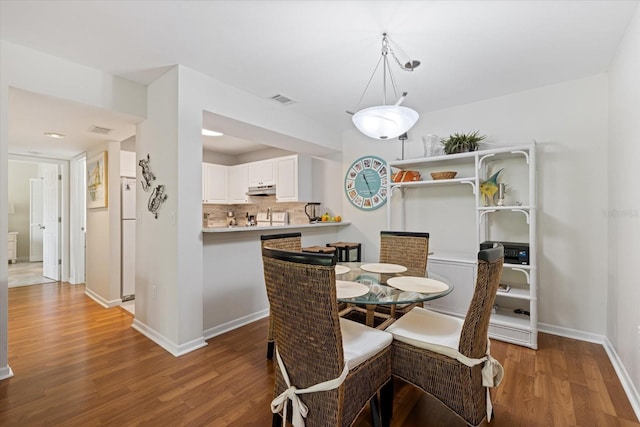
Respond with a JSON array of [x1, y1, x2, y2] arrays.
[[203, 221, 351, 233], [201, 221, 351, 340]]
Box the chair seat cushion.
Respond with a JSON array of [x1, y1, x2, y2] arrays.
[[385, 307, 464, 360], [340, 318, 392, 369]]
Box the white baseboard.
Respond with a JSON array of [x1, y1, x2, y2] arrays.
[[67, 276, 83, 285], [604, 337, 640, 422], [84, 288, 121, 308], [538, 322, 605, 344], [540, 323, 639, 422], [131, 319, 207, 357], [203, 309, 269, 341], [0, 365, 14, 380]]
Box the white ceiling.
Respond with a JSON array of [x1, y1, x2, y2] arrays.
[[1, 0, 637, 159]]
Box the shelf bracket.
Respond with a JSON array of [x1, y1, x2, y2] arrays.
[[478, 153, 495, 172], [511, 267, 531, 284], [388, 185, 401, 198], [460, 180, 476, 194], [510, 150, 529, 164], [479, 209, 496, 222], [512, 208, 530, 224]]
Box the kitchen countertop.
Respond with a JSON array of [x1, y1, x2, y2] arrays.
[[203, 221, 351, 233]]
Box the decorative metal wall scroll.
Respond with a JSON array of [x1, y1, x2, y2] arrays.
[[138, 154, 156, 191], [139, 154, 168, 219], [148, 184, 168, 219]]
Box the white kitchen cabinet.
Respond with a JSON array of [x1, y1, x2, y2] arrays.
[[8, 232, 18, 264], [202, 162, 228, 203], [229, 164, 249, 204], [276, 155, 313, 202], [248, 160, 275, 186], [387, 143, 537, 349], [120, 150, 136, 178]]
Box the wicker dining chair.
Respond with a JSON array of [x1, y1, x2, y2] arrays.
[[260, 233, 302, 360], [377, 231, 430, 318], [262, 247, 394, 427], [386, 244, 505, 427]]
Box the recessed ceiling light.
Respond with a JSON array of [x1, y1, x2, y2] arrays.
[[202, 129, 224, 137], [44, 132, 65, 139]]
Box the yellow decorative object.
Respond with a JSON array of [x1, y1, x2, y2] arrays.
[[479, 169, 503, 206]]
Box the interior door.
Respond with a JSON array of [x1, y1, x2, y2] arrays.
[[42, 164, 59, 281], [70, 155, 86, 285], [29, 178, 44, 262]]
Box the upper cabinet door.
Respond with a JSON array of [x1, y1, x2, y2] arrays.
[[276, 155, 312, 202], [276, 156, 297, 201], [203, 163, 228, 203], [248, 160, 275, 186], [229, 164, 249, 204]]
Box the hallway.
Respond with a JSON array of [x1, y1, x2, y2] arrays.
[[7, 262, 56, 288]]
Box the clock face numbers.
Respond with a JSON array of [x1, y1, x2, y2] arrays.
[[345, 156, 388, 210]]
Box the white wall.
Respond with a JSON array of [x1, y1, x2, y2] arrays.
[[202, 226, 344, 335], [342, 75, 609, 335], [134, 67, 198, 355], [236, 147, 294, 164], [608, 5, 640, 400], [202, 150, 238, 166], [84, 142, 123, 307], [129, 63, 348, 355], [0, 40, 147, 377], [7, 162, 38, 259]]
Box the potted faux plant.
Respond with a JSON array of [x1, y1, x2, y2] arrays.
[[441, 131, 486, 154]]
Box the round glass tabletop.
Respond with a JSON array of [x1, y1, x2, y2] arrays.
[[335, 262, 454, 305]]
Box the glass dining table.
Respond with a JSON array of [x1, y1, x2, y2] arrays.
[[335, 262, 454, 329]]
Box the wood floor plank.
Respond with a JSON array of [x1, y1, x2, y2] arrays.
[[0, 282, 638, 427]]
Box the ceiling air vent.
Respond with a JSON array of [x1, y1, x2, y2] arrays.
[[89, 125, 112, 135], [269, 94, 295, 105]]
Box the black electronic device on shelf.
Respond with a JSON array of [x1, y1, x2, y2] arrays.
[[480, 241, 530, 265]]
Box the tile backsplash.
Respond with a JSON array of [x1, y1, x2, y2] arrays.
[[203, 196, 319, 228]]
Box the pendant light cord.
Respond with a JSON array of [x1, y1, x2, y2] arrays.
[[351, 33, 411, 112]]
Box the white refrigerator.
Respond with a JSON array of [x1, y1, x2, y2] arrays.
[[121, 177, 136, 301]]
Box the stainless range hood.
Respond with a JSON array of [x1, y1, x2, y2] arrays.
[[246, 184, 276, 196]]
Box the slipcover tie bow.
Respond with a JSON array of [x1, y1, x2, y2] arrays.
[[271, 348, 349, 427], [447, 339, 504, 422]]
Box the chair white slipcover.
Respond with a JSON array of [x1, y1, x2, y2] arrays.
[[386, 307, 504, 421]]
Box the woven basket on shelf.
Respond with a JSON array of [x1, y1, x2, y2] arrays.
[[430, 171, 457, 180]]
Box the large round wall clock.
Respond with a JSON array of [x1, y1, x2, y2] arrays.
[[344, 155, 388, 211]]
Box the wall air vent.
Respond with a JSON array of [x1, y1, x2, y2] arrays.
[[269, 94, 295, 105], [89, 125, 112, 135]]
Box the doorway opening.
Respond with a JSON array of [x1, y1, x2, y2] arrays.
[[8, 158, 62, 287]]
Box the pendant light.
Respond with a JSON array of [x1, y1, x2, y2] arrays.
[[349, 33, 420, 140]]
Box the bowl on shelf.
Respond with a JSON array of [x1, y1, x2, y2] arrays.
[[430, 171, 457, 180]]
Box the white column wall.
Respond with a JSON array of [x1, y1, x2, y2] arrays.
[[341, 75, 609, 335], [133, 68, 196, 354], [131, 64, 343, 351], [608, 4, 640, 402], [0, 41, 146, 377]]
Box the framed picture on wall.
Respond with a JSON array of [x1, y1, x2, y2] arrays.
[[87, 151, 108, 208]]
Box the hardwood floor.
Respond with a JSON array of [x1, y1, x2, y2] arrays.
[[1, 282, 638, 426]]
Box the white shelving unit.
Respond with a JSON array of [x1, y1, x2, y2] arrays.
[[387, 144, 537, 349]]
